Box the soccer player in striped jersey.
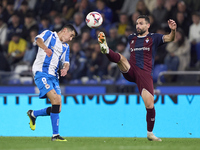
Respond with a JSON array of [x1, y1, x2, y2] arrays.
[[27, 24, 77, 141], [98, 15, 177, 141]]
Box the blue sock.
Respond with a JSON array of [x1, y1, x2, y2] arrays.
[[33, 107, 49, 117], [50, 113, 59, 134]]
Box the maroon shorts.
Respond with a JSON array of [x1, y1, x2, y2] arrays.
[[122, 64, 154, 96]]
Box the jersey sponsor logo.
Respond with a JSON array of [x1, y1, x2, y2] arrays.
[[131, 47, 150, 52]]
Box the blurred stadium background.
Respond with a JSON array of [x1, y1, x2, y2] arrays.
[[0, 0, 200, 138]]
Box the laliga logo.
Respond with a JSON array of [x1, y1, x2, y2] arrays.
[[91, 13, 101, 25]]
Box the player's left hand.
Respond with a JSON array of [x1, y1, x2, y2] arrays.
[[168, 19, 177, 30], [60, 68, 68, 76]]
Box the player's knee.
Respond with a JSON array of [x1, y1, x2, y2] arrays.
[[52, 94, 61, 105], [145, 98, 154, 109], [117, 53, 130, 72], [146, 103, 154, 109], [142, 89, 154, 109], [57, 96, 61, 104], [118, 53, 125, 62]]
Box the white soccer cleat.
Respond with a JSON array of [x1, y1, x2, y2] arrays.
[[98, 32, 109, 54], [147, 132, 162, 141]]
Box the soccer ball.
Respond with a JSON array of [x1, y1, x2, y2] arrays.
[[85, 11, 103, 28]]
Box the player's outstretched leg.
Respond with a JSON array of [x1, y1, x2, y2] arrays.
[[98, 32, 130, 72], [98, 32, 121, 63], [27, 110, 36, 130]]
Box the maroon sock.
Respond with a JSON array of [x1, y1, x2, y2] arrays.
[[106, 49, 120, 63], [146, 107, 155, 132]]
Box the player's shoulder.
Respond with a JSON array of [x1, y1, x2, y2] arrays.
[[44, 30, 53, 34], [39, 30, 53, 36], [148, 33, 156, 36], [44, 29, 53, 33], [129, 33, 137, 37], [148, 33, 164, 39], [128, 33, 137, 40]]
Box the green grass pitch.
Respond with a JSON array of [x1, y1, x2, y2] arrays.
[[0, 137, 200, 150]]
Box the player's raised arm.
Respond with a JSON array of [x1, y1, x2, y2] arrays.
[[163, 19, 177, 43]]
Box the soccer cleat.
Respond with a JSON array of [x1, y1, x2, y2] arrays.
[[147, 132, 162, 141], [51, 135, 67, 141], [98, 32, 109, 54], [27, 110, 36, 131]]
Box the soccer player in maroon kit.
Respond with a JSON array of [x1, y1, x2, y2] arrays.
[[98, 15, 177, 141]]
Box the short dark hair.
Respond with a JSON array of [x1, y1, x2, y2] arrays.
[[137, 15, 150, 23], [62, 24, 78, 37]]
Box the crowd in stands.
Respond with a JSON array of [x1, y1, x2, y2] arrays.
[[0, 0, 200, 84]]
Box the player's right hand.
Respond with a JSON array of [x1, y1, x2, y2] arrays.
[[44, 48, 52, 57], [168, 19, 177, 31]]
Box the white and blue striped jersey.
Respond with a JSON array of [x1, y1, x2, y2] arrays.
[[32, 30, 70, 77]]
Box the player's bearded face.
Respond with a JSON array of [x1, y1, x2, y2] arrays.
[[136, 19, 149, 35], [136, 28, 146, 35]]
